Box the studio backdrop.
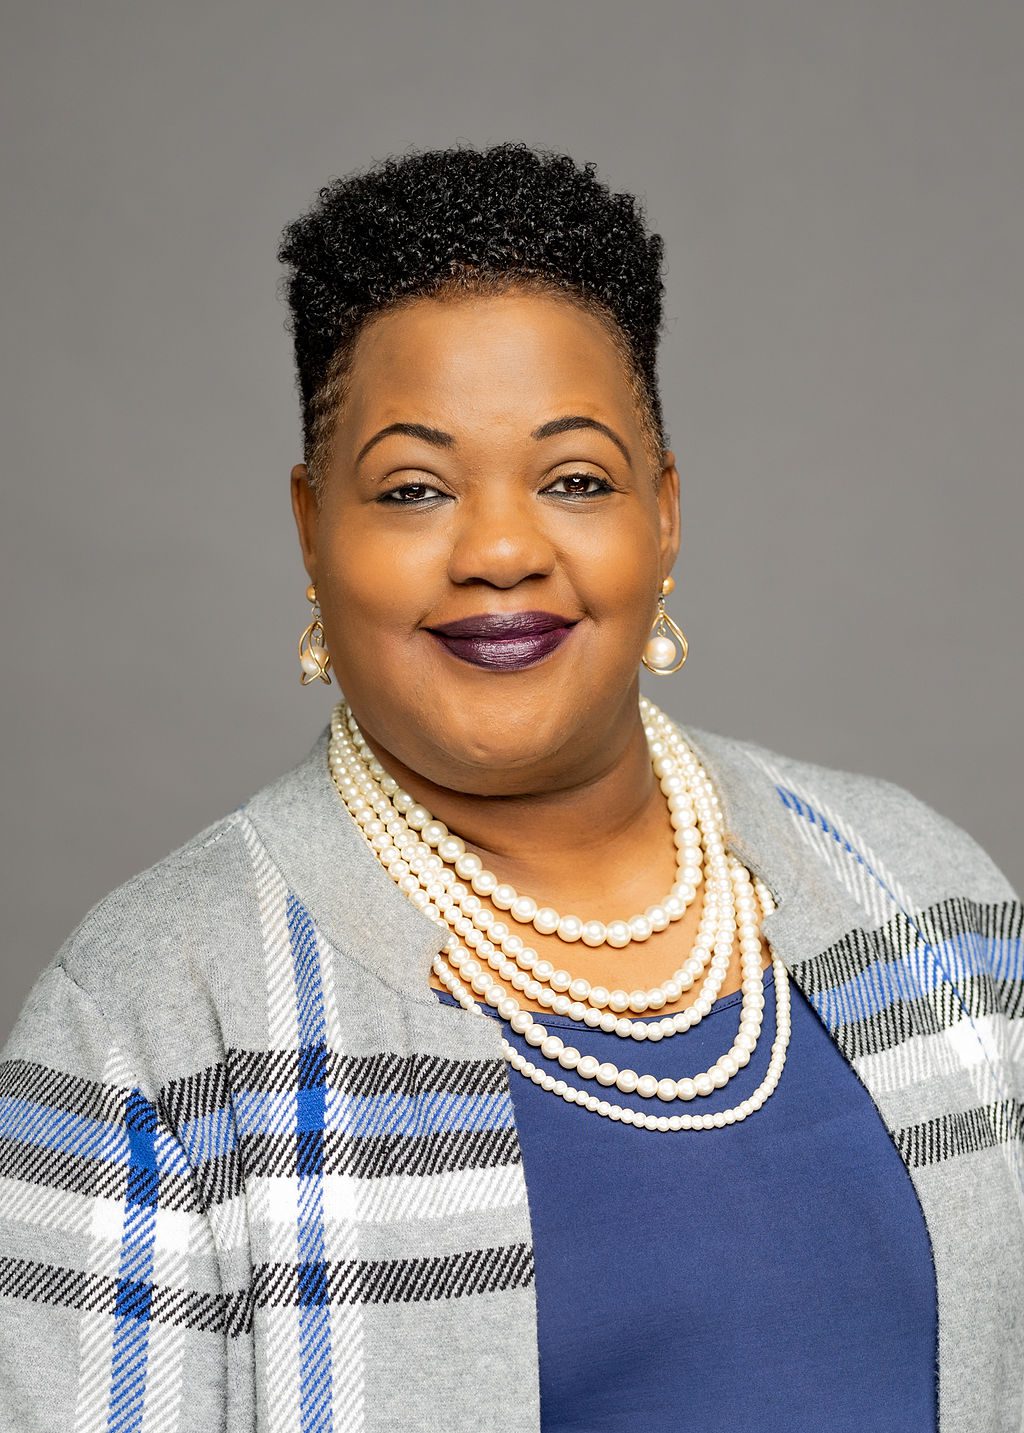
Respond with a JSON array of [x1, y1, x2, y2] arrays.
[[2, 0, 1021, 1041]]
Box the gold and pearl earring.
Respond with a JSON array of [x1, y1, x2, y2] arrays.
[[298, 582, 333, 685], [641, 575, 688, 675]]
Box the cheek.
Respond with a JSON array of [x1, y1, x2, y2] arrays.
[[320, 520, 430, 629], [315, 528, 440, 701], [571, 519, 659, 634]]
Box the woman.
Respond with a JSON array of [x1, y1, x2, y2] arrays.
[[0, 142, 1020, 1433]]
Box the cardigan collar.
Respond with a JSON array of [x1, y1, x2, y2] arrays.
[[244, 712, 864, 1009]]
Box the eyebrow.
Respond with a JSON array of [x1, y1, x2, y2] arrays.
[[356, 423, 455, 467], [530, 415, 632, 466], [355, 414, 632, 468]]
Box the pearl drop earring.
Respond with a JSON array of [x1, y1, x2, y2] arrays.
[[642, 575, 688, 675], [298, 582, 333, 685]]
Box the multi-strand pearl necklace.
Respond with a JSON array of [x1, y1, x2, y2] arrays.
[[327, 695, 792, 1132]]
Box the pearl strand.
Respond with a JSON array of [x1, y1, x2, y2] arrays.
[[341, 704, 702, 950], [328, 702, 757, 1046], [430, 854, 772, 1096], [324, 695, 792, 1128], [433, 877, 792, 1132], [332, 707, 733, 1028]]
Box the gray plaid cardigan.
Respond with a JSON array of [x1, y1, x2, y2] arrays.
[[1, 714, 1021, 1432]]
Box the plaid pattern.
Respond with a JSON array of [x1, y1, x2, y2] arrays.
[[0, 720, 1021, 1431], [753, 753, 1024, 1203], [0, 1034, 218, 1430]]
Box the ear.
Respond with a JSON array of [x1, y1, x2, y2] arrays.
[[655, 450, 681, 577], [290, 463, 319, 582]]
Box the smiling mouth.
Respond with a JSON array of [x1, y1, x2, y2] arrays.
[[426, 622, 578, 671]]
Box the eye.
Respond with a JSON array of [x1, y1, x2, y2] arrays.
[[376, 482, 447, 506], [546, 472, 615, 498], [376, 472, 616, 507]]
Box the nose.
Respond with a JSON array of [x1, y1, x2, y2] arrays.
[[445, 487, 557, 589]]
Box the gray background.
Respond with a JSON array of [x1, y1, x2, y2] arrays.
[[2, 1, 1021, 1043]]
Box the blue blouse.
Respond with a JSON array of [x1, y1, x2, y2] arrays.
[[433, 963, 938, 1431]]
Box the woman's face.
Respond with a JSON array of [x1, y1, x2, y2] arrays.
[[291, 289, 680, 796]]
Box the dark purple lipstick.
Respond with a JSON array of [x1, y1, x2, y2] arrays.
[[425, 610, 580, 671]]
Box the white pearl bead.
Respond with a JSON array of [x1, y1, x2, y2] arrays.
[[511, 896, 538, 923], [646, 905, 669, 932], [581, 921, 607, 947], [557, 915, 583, 942], [645, 634, 677, 669], [533, 906, 560, 935]]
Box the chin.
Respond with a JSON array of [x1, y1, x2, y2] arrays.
[[431, 709, 578, 778]]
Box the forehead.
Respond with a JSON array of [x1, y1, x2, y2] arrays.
[[339, 291, 638, 438]]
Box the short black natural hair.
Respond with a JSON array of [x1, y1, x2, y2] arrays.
[[277, 141, 667, 501]]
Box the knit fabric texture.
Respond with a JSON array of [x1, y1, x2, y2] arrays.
[[0, 714, 1021, 1431]]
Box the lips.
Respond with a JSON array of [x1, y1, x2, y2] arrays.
[[427, 610, 578, 639], [426, 611, 580, 671]]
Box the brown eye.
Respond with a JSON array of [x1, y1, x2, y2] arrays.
[[377, 483, 446, 505], [546, 473, 615, 498]]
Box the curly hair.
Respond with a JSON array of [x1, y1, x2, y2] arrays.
[[277, 142, 667, 501]]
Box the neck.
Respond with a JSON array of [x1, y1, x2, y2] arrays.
[[353, 699, 678, 912]]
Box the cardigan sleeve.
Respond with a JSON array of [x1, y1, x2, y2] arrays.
[[920, 799, 1024, 1091], [0, 963, 228, 1432]]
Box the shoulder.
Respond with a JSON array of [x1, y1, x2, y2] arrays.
[[686, 721, 1019, 906], [23, 803, 264, 1091]]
